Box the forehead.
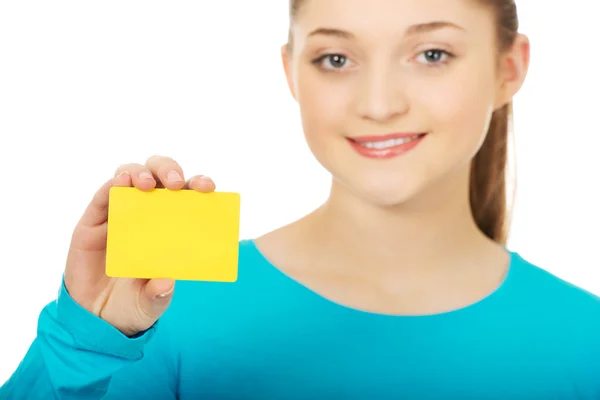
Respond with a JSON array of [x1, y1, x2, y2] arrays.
[[293, 0, 493, 38]]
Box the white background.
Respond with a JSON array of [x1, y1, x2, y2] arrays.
[[0, 0, 598, 384]]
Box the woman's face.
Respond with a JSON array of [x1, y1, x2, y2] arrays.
[[283, 0, 527, 207]]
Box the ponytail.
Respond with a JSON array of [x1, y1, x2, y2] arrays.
[[469, 103, 513, 244]]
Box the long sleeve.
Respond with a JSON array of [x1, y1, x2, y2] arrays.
[[0, 281, 178, 399]]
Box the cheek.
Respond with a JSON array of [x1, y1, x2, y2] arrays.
[[409, 68, 496, 155], [296, 68, 352, 142]]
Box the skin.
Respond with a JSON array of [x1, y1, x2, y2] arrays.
[[65, 0, 530, 336], [65, 156, 216, 336], [255, 0, 530, 315]]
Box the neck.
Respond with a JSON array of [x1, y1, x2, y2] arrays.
[[303, 166, 495, 279]]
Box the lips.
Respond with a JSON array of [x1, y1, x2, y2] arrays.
[[349, 132, 427, 143], [346, 132, 427, 159]]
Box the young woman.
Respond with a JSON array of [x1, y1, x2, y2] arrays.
[[3, 0, 599, 398]]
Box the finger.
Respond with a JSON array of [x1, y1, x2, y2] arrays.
[[114, 163, 156, 191], [145, 155, 185, 190], [185, 175, 216, 192], [78, 171, 132, 228], [145, 278, 175, 299], [139, 278, 175, 318]]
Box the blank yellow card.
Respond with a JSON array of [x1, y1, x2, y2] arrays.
[[105, 187, 240, 282]]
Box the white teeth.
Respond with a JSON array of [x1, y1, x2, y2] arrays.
[[358, 136, 420, 149]]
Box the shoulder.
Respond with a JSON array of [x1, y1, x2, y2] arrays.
[[156, 239, 298, 351], [166, 239, 281, 310], [508, 252, 600, 375], [508, 251, 600, 320], [510, 252, 600, 299]]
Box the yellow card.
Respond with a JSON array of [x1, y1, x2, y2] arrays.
[[105, 186, 240, 282]]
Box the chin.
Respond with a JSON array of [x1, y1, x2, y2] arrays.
[[333, 174, 425, 209]]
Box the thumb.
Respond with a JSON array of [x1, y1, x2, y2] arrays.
[[139, 278, 175, 318]]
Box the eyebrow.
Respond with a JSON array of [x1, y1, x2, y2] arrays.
[[307, 21, 466, 40]]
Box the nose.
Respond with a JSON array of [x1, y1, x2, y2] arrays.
[[355, 65, 409, 123]]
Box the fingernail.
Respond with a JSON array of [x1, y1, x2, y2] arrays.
[[116, 171, 129, 178], [167, 170, 183, 182], [155, 287, 174, 299], [197, 175, 211, 181], [139, 171, 153, 181]]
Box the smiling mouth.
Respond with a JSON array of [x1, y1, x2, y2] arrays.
[[346, 133, 427, 159], [350, 134, 426, 149]]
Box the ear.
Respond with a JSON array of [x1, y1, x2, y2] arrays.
[[494, 33, 530, 110], [281, 44, 297, 101]]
